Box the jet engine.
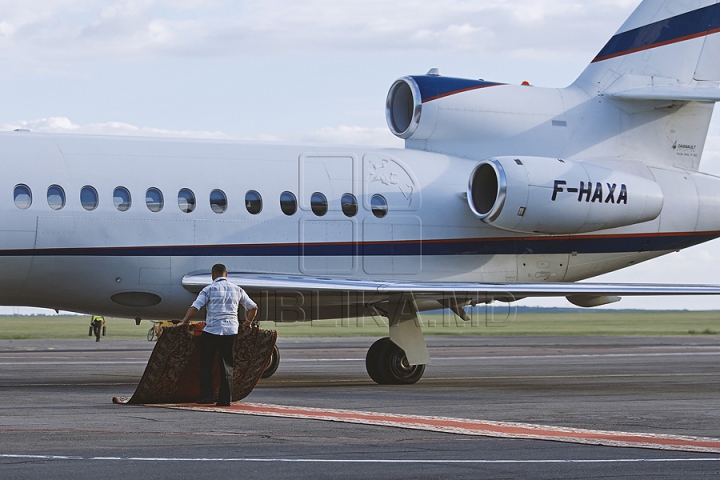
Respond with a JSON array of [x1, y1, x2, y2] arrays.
[[386, 74, 508, 141], [467, 156, 664, 235], [385, 73, 563, 147]]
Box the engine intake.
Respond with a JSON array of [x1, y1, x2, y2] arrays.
[[469, 161, 506, 221], [467, 156, 664, 234], [386, 77, 422, 139]]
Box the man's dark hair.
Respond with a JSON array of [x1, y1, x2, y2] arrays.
[[212, 263, 227, 276]]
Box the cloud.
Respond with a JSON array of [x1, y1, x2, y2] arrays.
[[1, 116, 402, 146], [0, 0, 640, 65], [2, 116, 271, 140]]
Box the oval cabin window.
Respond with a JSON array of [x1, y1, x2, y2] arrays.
[[371, 194, 388, 218], [311, 192, 328, 216], [341, 193, 358, 217], [113, 187, 132, 212], [14, 184, 32, 209], [47, 185, 66, 210], [178, 188, 196, 213], [280, 191, 297, 216], [245, 190, 262, 214], [146, 187, 164, 213], [210, 189, 227, 214], [81, 186, 99, 211]]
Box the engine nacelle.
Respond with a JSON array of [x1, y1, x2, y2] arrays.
[[386, 74, 507, 141], [467, 156, 664, 235]]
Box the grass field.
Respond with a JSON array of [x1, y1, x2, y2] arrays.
[[0, 310, 719, 340]]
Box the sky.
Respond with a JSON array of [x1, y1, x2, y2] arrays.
[[1, 0, 719, 313]]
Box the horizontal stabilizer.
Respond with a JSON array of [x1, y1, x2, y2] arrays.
[[182, 273, 720, 300], [608, 87, 720, 102]]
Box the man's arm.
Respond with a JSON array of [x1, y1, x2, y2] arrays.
[[241, 306, 258, 330], [182, 287, 209, 326], [180, 307, 199, 326]]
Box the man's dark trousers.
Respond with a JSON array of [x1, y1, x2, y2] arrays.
[[199, 331, 237, 404]]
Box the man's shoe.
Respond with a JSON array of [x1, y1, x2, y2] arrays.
[[197, 398, 215, 404]]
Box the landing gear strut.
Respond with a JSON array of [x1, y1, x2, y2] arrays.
[[365, 337, 426, 385]]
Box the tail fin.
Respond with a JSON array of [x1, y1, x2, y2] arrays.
[[574, 1, 720, 93], [572, 1, 720, 171]]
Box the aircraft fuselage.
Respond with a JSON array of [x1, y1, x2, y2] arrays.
[[1, 130, 719, 319]]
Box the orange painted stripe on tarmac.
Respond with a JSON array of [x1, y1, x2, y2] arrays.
[[157, 402, 720, 454]]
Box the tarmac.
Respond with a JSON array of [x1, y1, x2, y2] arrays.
[[1, 334, 719, 479]]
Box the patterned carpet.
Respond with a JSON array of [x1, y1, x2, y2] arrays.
[[113, 324, 277, 404]]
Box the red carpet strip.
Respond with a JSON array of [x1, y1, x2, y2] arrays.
[[156, 402, 720, 454]]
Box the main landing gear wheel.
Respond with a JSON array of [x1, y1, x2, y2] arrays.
[[365, 338, 390, 384], [365, 337, 426, 385], [261, 344, 280, 379]]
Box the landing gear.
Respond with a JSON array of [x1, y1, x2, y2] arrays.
[[365, 337, 426, 385], [261, 344, 280, 378]]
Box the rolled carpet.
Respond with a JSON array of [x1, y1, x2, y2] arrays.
[[113, 323, 277, 404]]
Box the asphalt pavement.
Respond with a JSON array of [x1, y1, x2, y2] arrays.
[[1, 335, 719, 479]]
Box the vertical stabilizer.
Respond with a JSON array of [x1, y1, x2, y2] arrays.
[[574, 1, 720, 93], [571, 1, 720, 171]]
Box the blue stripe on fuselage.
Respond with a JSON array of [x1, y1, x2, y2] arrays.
[[410, 75, 504, 103], [593, 4, 720, 62], [3, 231, 718, 257]]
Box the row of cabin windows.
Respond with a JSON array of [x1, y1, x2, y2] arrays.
[[12, 184, 389, 218]]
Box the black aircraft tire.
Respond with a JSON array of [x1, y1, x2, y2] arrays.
[[366, 338, 391, 384], [261, 345, 280, 379], [378, 340, 425, 385]]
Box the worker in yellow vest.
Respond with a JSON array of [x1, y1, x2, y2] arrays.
[[90, 315, 105, 342]]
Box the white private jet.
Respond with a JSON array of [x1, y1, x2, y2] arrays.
[[2, 0, 720, 384]]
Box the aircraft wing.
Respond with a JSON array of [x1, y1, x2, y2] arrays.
[[182, 273, 720, 300]]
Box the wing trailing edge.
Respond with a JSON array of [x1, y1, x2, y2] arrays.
[[182, 273, 720, 301]]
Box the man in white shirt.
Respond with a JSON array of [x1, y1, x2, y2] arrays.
[[181, 263, 258, 406]]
